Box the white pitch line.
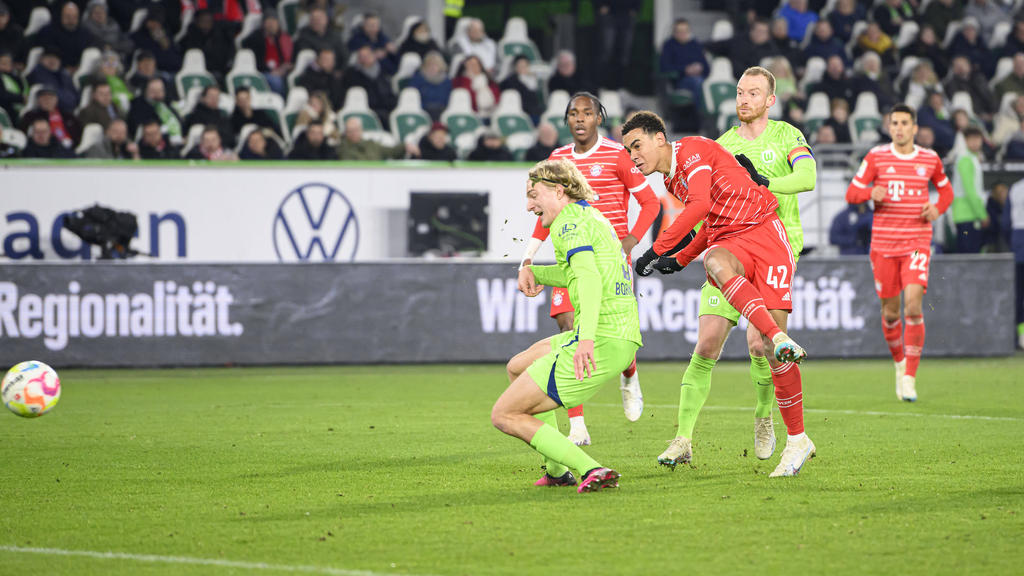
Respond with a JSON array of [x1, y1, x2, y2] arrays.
[[0, 545, 433, 576], [589, 403, 1023, 422]]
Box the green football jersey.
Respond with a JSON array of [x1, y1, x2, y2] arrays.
[[549, 201, 642, 346], [717, 120, 812, 257]]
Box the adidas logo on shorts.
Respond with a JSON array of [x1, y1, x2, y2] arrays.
[[782, 292, 791, 302]]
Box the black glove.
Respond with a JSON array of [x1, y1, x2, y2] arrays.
[[634, 248, 659, 277], [652, 255, 684, 274], [735, 153, 769, 188]]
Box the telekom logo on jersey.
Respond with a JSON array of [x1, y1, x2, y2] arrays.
[[886, 180, 925, 202]]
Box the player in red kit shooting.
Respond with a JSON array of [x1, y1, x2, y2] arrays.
[[846, 104, 953, 402], [621, 110, 815, 477], [517, 93, 659, 446]]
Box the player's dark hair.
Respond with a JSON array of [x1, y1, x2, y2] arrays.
[[620, 111, 667, 139], [563, 92, 607, 126], [890, 103, 917, 123]]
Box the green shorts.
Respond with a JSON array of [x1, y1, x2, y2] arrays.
[[526, 330, 639, 409], [698, 281, 741, 324]]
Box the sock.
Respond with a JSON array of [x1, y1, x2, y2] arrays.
[[567, 405, 584, 419], [720, 276, 782, 341], [621, 357, 637, 378], [905, 315, 925, 377], [882, 317, 905, 363], [529, 421, 601, 476], [676, 353, 716, 438], [771, 363, 804, 436], [750, 354, 774, 418], [534, 411, 569, 478]]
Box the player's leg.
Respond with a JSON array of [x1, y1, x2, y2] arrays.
[[872, 251, 907, 399], [550, 289, 590, 445], [619, 355, 643, 422], [746, 322, 776, 459], [901, 284, 926, 402], [761, 309, 815, 477], [507, 337, 554, 383]]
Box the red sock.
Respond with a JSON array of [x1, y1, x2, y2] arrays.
[[771, 363, 804, 435], [567, 405, 584, 418], [882, 317, 905, 363], [905, 315, 925, 377], [720, 276, 782, 341], [621, 357, 637, 378]]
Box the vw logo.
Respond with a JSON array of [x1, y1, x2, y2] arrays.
[[273, 183, 359, 262]]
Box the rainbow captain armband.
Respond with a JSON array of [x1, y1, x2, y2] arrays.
[[787, 146, 813, 167]]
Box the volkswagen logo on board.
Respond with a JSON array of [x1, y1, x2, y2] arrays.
[[273, 183, 360, 262]]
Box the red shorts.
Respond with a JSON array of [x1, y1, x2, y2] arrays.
[[707, 217, 796, 311], [869, 249, 930, 299], [549, 287, 574, 317]]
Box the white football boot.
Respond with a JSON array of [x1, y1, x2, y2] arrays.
[[769, 434, 816, 477]]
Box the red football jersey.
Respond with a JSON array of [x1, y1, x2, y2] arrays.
[[846, 143, 953, 256], [654, 136, 779, 254], [532, 136, 659, 242]]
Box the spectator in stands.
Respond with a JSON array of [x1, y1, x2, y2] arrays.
[[824, 97, 852, 143], [467, 128, 514, 162], [985, 182, 1012, 252], [547, 50, 589, 97], [813, 55, 856, 104], [128, 50, 161, 95], [81, 118, 138, 159], [230, 86, 281, 138], [27, 47, 79, 113], [89, 50, 131, 113], [131, 5, 182, 74], [919, 90, 956, 155], [341, 44, 397, 130], [916, 124, 937, 151], [854, 22, 896, 68], [294, 7, 346, 65], [1003, 119, 1024, 159], [128, 77, 183, 146], [186, 125, 237, 161], [944, 55, 998, 123], [1001, 20, 1024, 59], [184, 85, 234, 148], [805, 20, 848, 66], [778, 0, 817, 43], [952, 126, 990, 253], [297, 48, 346, 110], [242, 12, 293, 97], [180, 9, 236, 79], [965, 0, 1008, 40], [77, 80, 121, 129], [995, 52, 1024, 104], [852, 52, 895, 112], [0, 123, 18, 158], [0, 2, 23, 59], [407, 50, 451, 121], [812, 122, 837, 145], [452, 54, 499, 115], [137, 119, 178, 159], [347, 11, 396, 74], [948, 17, 995, 78], [595, 0, 641, 89], [295, 90, 338, 144], [22, 117, 74, 158], [239, 129, 283, 160], [455, 18, 497, 74], [37, 1, 95, 69], [525, 122, 559, 162], [0, 50, 23, 118], [20, 86, 80, 147], [828, 0, 865, 44], [767, 57, 804, 124], [418, 121, 456, 161], [921, 0, 963, 41], [337, 116, 416, 160], [721, 18, 777, 76], [871, 0, 913, 38], [904, 25, 949, 79], [398, 18, 444, 61], [770, 17, 806, 73], [499, 54, 543, 122], [659, 19, 708, 114], [829, 203, 873, 255], [993, 93, 1024, 145], [82, 0, 132, 57], [899, 61, 941, 103], [288, 121, 336, 160]]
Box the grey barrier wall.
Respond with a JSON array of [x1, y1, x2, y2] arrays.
[[0, 256, 1014, 367]]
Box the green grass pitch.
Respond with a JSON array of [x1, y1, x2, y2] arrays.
[[0, 357, 1022, 575]]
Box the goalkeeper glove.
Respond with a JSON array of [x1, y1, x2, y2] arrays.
[[652, 255, 684, 274], [735, 153, 769, 188], [634, 248, 660, 277]]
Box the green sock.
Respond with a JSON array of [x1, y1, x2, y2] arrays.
[[676, 353, 716, 438], [750, 354, 774, 418], [533, 411, 569, 478], [529, 422, 601, 476]]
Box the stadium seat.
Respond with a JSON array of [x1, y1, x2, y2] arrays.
[[235, 13, 264, 50], [448, 53, 467, 79], [338, 86, 384, 132], [942, 21, 962, 49], [390, 87, 431, 144], [228, 50, 271, 95], [75, 85, 93, 116], [717, 98, 739, 134], [850, 92, 882, 146], [288, 49, 317, 92], [251, 91, 287, 138], [803, 91, 831, 137], [989, 20, 1013, 50], [235, 123, 260, 154], [278, 0, 299, 36], [180, 123, 207, 158], [1000, 91, 1018, 113], [498, 17, 540, 62], [799, 56, 826, 94], [896, 21, 919, 50], [703, 57, 737, 115], [493, 89, 535, 138], [711, 19, 734, 43], [130, 8, 148, 34], [22, 46, 43, 81], [0, 126, 26, 150], [599, 88, 624, 126], [24, 6, 51, 37], [950, 91, 976, 118], [283, 86, 309, 136], [447, 17, 473, 54], [19, 85, 45, 120], [441, 88, 482, 155], [394, 15, 423, 49], [176, 49, 216, 102], [174, 8, 194, 44], [344, 12, 365, 46], [73, 48, 103, 91], [896, 56, 921, 88], [844, 20, 868, 56], [0, 107, 12, 128], [75, 123, 104, 156], [392, 52, 423, 94], [990, 57, 1014, 90], [542, 89, 571, 144]]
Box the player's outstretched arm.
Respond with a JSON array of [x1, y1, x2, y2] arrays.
[[529, 264, 567, 288]]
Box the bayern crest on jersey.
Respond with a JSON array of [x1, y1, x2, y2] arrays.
[[589, 164, 603, 177], [916, 165, 927, 176], [552, 291, 563, 306]]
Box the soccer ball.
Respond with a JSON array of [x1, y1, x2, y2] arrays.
[[2, 361, 61, 418]]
